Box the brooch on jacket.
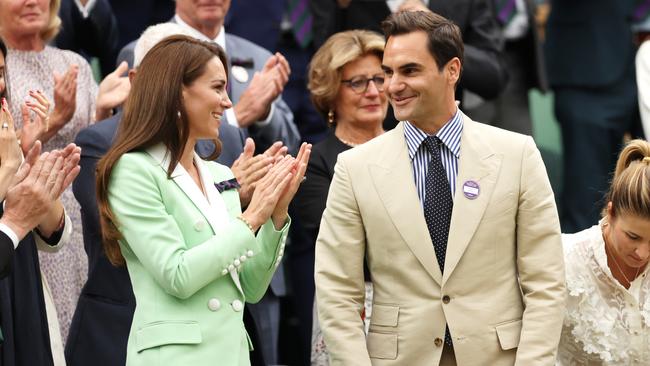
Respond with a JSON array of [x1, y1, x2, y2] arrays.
[[214, 178, 240, 193]]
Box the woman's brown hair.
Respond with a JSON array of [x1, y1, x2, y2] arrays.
[[96, 35, 228, 266], [605, 139, 650, 220]]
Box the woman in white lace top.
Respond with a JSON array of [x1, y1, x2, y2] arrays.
[[559, 139, 650, 365]]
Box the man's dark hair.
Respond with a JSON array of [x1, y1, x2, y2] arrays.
[[382, 11, 464, 72]]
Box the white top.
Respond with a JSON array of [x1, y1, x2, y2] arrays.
[[636, 41, 650, 140], [558, 222, 650, 365]]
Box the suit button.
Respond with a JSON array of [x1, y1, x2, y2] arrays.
[[194, 220, 206, 231], [207, 298, 221, 311], [434, 338, 443, 347], [231, 299, 244, 312], [442, 295, 450, 304]]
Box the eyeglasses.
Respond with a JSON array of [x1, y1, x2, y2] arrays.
[[341, 75, 385, 94]]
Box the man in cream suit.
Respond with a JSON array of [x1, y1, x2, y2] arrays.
[[315, 11, 565, 366]]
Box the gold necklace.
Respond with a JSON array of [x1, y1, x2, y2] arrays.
[[338, 137, 359, 147], [602, 222, 641, 286]]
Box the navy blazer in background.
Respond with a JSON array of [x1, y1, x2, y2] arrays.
[[65, 113, 133, 366], [0, 232, 13, 279], [545, 0, 635, 89], [225, 0, 285, 52], [0, 219, 54, 366], [56, 0, 119, 77]]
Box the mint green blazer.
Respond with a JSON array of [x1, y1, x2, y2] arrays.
[[107, 144, 289, 366]]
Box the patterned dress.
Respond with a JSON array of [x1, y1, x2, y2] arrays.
[[6, 46, 96, 341], [559, 222, 650, 365]]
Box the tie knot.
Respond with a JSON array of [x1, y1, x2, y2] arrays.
[[423, 136, 443, 155]]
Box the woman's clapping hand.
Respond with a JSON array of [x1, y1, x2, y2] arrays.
[[240, 142, 311, 231]]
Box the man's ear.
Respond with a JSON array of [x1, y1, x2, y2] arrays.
[[445, 57, 461, 85]]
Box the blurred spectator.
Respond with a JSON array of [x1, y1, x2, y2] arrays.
[[0, 0, 129, 341], [0, 57, 81, 365], [634, 5, 650, 138], [55, 0, 119, 77], [545, 0, 643, 233], [558, 139, 650, 364], [108, 0, 175, 52], [466, 0, 547, 136], [310, 0, 508, 104], [226, 0, 328, 144], [289, 30, 387, 365]]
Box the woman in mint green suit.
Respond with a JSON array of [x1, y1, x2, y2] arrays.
[[95, 35, 311, 366]]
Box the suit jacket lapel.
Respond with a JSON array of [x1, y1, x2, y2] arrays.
[[145, 144, 228, 235], [369, 124, 443, 285], [443, 116, 502, 284]]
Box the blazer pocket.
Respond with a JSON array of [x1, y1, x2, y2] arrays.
[[367, 331, 398, 360], [371, 304, 400, 327], [135, 320, 202, 352], [494, 319, 522, 351]]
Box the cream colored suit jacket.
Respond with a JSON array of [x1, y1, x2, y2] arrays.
[[315, 116, 566, 366]]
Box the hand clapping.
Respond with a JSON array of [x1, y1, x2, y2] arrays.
[[240, 142, 311, 231], [1, 141, 80, 240]]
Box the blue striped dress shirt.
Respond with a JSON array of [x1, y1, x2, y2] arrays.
[[404, 109, 463, 207]]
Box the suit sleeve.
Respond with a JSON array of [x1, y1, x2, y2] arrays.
[[314, 154, 371, 366], [247, 97, 301, 156], [514, 137, 566, 365], [0, 231, 14, 279], [108, 155, 286, 300], [459, 0, 508, 99]]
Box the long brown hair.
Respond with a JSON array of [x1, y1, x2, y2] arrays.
[[605, 139, 650, 220], [97, 35, 228, 266]]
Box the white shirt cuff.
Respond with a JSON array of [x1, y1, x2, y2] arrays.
[[74, 0, 97, 18], [255, 103, 275, 127], [0, 223, 19, 249], [225, 103, 275, 128]]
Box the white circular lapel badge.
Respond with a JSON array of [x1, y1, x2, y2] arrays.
[[231, 65, 249, 83], [462, 180, 480, 200]]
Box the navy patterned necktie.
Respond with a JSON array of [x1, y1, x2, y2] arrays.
[[423, 136, 454, 347], [423, 136, 453, 272]]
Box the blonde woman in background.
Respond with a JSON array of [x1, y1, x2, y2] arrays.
[[559, 139, 650, 365], [288, 29, 388, 365], [0, 0, 128, 339]]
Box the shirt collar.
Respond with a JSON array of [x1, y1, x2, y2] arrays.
[[404, 108, 463, 160], [174, 14, 227, 52]]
